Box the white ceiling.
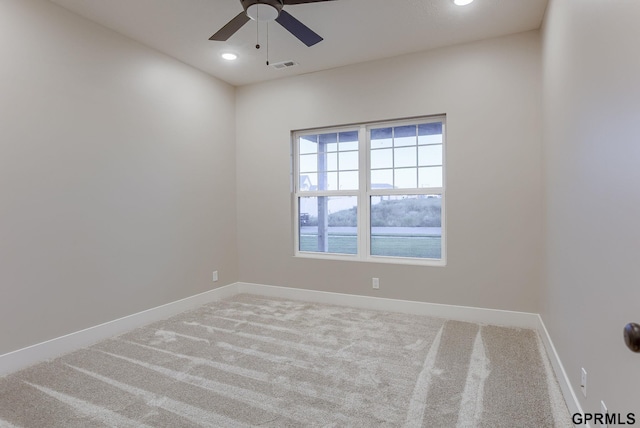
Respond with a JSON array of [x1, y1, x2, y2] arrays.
[[49, 0, 548, 87]]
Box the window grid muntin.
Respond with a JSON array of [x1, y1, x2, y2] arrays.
[[298, 130, 359, 192], [369, 123, 443, 190], [293, 116, 445, 265]]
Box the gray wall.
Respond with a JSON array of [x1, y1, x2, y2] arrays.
[[236, 31, 543, 312], [10, 3, 637, 415], [541, 0, 640, 414], [0, 0, 238, 355]]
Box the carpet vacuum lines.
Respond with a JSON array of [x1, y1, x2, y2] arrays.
[[0, 293, 572, 427]]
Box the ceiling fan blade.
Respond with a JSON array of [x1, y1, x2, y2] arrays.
[[275, 10, 323, 47], [283, 0, 336, 4], [209, 12, 250, 41]]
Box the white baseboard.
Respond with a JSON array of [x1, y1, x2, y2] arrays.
[[0, 283, 238, 376], [237, 282, 582, 421], [236, 282, 541, 329], [536, 314, 583, 420], [0, 279, 582, 423]]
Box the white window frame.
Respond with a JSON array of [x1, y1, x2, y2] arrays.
[[292, 115, 446, 266]]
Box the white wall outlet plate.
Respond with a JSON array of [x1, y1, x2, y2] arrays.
[[372, 278, 379, 289], [212, 271, 219, 282]]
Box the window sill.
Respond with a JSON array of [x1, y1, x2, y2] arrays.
[[294, 252, 447, 267]]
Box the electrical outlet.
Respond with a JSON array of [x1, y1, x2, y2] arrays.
[[580, 368, 587, 398], [212, 271, 219, 282], [372, 278, 380, 289], [601, 401, 608, 428]]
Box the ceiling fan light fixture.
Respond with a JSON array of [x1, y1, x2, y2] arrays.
[[246, 3, 279, 21], [210, 0, 325, 47], [453, 0, 474, 5]]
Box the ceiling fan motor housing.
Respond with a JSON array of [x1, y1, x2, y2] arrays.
[[210, 0, 325, 47], [242, 0, 284, 21]]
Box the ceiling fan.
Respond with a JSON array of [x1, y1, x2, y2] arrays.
[[209, 0, 334, 47]]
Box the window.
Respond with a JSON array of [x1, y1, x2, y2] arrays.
[[293, 116, 445, 265]]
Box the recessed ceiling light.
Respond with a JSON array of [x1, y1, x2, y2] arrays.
[[221, 52, 238, 61], [453, 0, 474, 5]]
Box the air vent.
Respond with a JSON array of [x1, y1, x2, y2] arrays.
[[270, 60, 298, 70]]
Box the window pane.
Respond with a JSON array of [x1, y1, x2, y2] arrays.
[[339, 131, 359, 151], [339, 171, 358, 190], [306, 151, 337, 173], [299, 154, 317, 172], [319, 133, 338, 152], [339, 141, 358, 151], [371, 127, 393, 149], [394, 147, 417, 168], [299, 134, 317, 154], [317, 171, 338, 191], [299, 196, 358, 255], [370, 195, 441, 259], [394, 168, 417, 189], [418, 145, 442, 166], [371, 148, 392, 169], [394, 125, 417, 147], [418, 122, 443, 145], [339, 151, 358, 170], [419, 166, 443, 188], [326, 172, 338, 191], [327, 152, 338, 171], [299, 173, 315, 191], [371, 169, 393, 188], [299, 171, 338, 191]]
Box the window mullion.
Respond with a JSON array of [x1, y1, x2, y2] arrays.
[[357, 125, 368, 260], [293, 135, 300, 255]]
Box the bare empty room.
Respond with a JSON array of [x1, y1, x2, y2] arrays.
[[1, 0, 639, 426]]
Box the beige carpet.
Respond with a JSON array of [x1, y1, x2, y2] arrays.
[[0, 294, 572, 427]]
